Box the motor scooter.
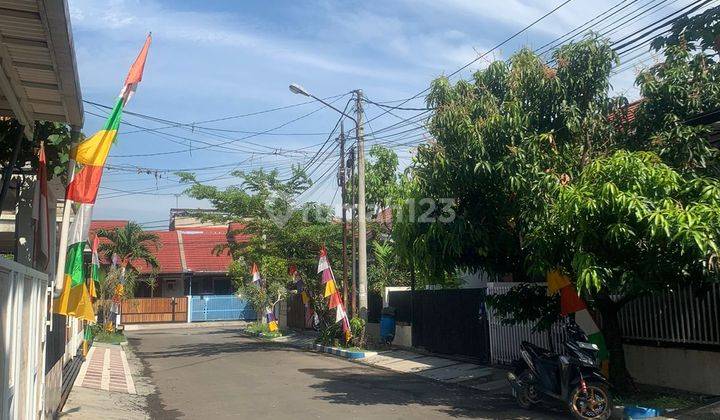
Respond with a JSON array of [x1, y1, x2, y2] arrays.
[[507, 318, 612, 420]]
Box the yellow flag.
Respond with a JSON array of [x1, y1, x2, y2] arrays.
[[547, 269, 571, 296], [324, 280, 337, 298]]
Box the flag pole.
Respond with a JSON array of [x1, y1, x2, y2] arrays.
[[52, 127, 81, 297]]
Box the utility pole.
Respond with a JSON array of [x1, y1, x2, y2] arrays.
[[338, 122, 349, 314], [355, 90, 368, 320], [349, 145, 357, 315]]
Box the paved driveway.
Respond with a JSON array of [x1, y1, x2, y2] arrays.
[[127, 327, 561, 419]]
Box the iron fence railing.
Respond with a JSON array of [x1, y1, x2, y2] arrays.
[[486, 281, 720, 365], [487, 282, 567, 365], [618, 283, 720, 346]]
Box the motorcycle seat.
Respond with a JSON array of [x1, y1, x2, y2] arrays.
[[521, 341, 556, 360]]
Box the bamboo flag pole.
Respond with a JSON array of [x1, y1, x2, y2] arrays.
[[52, 127, 81, 297]]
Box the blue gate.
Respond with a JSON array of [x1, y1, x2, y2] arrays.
[[189, 295, 257, 322]]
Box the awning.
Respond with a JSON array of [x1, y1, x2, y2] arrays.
[[0, 0, 83, 137]]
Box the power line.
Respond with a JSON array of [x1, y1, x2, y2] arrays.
[[99, 94, 351, 158]]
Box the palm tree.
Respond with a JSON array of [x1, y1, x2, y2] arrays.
[[96, 221, 161, 296]]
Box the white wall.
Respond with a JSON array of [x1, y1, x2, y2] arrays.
[[625, 344, 720, 395], [43, 359, 63, 418], [365, 322, 413, 347]]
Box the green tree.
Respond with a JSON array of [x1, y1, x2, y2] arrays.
[[365, 145, 400, 213], [229, 255, 289, 322], [396, 29, 720, 389], [96, 221, 161, 296], [0, 120, 77, 180], [368, 240, 410, 293], [180, 167, 344, 323], [529, 151, 720, 383]]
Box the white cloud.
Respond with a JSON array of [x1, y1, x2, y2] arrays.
[[69, 0, 409, 81]]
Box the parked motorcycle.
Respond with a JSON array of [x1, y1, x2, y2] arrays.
[[507, 319, 612, 420]]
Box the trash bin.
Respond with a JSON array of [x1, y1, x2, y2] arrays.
[[380, 306, 396, 344]]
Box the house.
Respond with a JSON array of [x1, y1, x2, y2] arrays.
[[0, 1, 87, 418], [89, 211, 251, 298]]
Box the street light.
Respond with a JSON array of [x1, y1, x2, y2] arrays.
[[289, 83, 309, 96], [289, 83, 369, 320], [289, 83, 356, 123]]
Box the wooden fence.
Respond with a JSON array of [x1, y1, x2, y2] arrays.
[[120, 297, 188, 324]]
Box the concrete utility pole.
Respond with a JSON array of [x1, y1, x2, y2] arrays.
[[349, 145, 357, 315], [338, 122, 349, 313], [355, 90, 368, 320], [287, 83, 367, 318]]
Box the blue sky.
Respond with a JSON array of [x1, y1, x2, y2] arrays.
[[67, 0, 691, 228]]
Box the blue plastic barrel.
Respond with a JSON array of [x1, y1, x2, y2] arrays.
[[380, 307, 396, 343]]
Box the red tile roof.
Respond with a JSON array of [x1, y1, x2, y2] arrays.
[[133, 231, 182, 274], [179, 229, 233, 273], [88, 221, 249, 275]]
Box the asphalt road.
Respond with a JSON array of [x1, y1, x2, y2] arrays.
[[126, 327, 560, 419]]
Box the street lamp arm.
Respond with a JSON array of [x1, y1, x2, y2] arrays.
[[308, 93, 357, 125]]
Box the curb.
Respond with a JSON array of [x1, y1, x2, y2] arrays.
[[314, 344, 377, 360]]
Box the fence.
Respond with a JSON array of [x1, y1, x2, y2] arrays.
[[487, 282, 720, 365], [0, 258, 49, 420], [618, 283, 720, 346], [387, 289, 491, 361], [189, 295, 256, 322], [486, 282, 567, 365], [121, 297, 188, 324]]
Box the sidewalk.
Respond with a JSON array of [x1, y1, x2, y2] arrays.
[[60, 343, 152, 419], [271, 332, 510, 394]]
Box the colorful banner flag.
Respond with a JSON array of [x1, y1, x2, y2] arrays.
[[318, 248, 351, 342], [546, 270, 609, 374], [324, 279, 337, 297], [321, 267, 334, 284], [54, 34, 152, 321], [266, 310, 278, 332], [317, 246, 330, 273], [328, 292, 342, 309]]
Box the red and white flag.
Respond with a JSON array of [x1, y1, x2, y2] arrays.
[[251, 263, 261, 284], [32, 142, 51, 269], [317, 246, 330, 273]]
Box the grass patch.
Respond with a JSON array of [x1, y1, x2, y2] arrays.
[[246, 322, 283, 337], [92, 330, 125, 345]]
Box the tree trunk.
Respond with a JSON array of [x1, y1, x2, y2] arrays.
[[596, 293, 635, 393]]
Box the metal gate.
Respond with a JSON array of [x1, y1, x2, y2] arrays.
[[189, 295, 256, 322], [405, 288, 490, 361], [120, 297, 188, 324]]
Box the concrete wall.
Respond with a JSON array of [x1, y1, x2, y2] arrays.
[[365, 322, 413, 347], [43, 359, 63, 418], [625, 344, 720, 395]]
